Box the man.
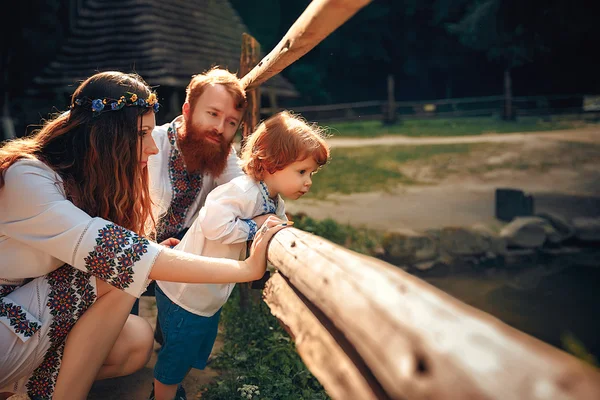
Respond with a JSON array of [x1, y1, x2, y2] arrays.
[[133, 67, 247, 319], [149, 67, 247, 244], [141, 67, 247, 320], [145, 67, 272, 400]]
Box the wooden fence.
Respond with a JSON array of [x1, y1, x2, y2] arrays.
[[261, 94, 592, 123], [239, 0, 600, 398], [264, 228, 600, 399]]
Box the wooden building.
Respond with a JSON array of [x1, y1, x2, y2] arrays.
[[32, 0, 298, 123]]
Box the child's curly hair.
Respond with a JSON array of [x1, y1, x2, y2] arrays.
[[240, 111, 330, 181]]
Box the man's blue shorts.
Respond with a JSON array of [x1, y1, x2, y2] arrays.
[[153, 285, 222, 385]]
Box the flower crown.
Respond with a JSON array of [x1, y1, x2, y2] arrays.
[[72, 92, 160, 117]]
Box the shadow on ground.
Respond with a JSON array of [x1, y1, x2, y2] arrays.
[[88, 297, 221, 400]]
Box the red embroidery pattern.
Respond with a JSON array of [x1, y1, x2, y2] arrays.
[[0, 287, 40, 338], [0, 284, 17, 296], [26, 265, 96, 399], [156, 126, 203, 242], [84, 224, 149, 289]]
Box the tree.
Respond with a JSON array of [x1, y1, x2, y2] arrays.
[[444, 0, 541, 119]]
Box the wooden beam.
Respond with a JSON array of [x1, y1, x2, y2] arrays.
[[266, 228, 600, 400], [240, 0, 372, 91], [264, 273, 390, 400]]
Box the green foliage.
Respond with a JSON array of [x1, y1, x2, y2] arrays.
[[200, 216, 385, 399], [326, 116, 582, 139], [290, 214, 382, 256], [286, 64, 331, 105], [3, 1, 69, 93], [561, 331, 599, 367], [444, 0, 548, 68], [200, 288, 330, 400]]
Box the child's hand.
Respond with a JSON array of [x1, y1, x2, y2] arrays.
[[159, 237, 180, 248], [246, 217, 292, 280]]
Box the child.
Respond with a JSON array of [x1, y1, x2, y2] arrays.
[[150, 111, 330, 400]]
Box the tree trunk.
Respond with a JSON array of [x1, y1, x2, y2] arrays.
[[445, 76, 453, 99], [503, 67, 515, 120], [1, 53, 16, 141], [383, 74, 397, 125], [2, 92, 16, 141]]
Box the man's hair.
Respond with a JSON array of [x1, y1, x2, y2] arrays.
[[185, 66, 247, 113], [240, 111, 330, 181], [0, 71, 156, 237]]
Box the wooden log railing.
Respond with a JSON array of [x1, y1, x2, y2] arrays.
[[264, 228, 600, 399], [237, 0, 600, 398], [240, 0, 373, 91]]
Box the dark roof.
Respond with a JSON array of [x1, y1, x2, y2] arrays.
[[34, 0, 298, 97]]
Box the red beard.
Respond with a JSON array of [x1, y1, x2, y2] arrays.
[[178, 118, 232, 176]]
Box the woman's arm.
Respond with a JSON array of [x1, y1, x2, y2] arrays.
[[0, 160, 286, 295], [149, 216, 286, 282]]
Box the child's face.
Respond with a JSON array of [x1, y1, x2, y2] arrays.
[[264, 157, 319, 200]]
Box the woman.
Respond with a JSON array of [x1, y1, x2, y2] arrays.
[[0, 71, 285, 400]]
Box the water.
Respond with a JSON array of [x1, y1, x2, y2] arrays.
[[420, 264, 600, 363]]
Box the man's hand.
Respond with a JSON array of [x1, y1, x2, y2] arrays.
[[159, 237, 181, 248]]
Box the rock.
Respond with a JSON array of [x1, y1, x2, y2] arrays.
[[413, 260, 437, 271], [382, 228, 439, 264], [439, 227, 491, 256], [470, 223, 508, 256], [536, 212, 575, 243], [499, 217, 553, 248], [572, 217, 600, 242]]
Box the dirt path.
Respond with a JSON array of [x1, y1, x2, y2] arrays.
[[325, 126, 600, 148], [287, 127, 600, 231]]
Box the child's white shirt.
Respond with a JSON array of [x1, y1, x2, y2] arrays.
[[156, 175, 287, 316]]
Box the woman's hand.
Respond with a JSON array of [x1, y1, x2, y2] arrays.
[[246, 216, 292, 280], [160, 237, 180, 248], [252, 213, 275, 229]]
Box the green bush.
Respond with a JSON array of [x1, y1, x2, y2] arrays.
[[200, 216, 384, 399], [291, 214, 382, 256], [200, 288, 329, 400]]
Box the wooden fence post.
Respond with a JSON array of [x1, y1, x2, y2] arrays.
[[240, 33, 261, 147], [239, 33, 264, 309]]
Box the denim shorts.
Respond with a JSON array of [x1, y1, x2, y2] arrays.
[[153, 285, 222, 385]]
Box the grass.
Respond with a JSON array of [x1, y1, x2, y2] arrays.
[[324, 116, 592, 138], [200, 288, 329, 400], [307, 144, 472, 198]]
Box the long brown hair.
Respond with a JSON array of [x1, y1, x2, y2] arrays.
[[0, 71, 156, 237]]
